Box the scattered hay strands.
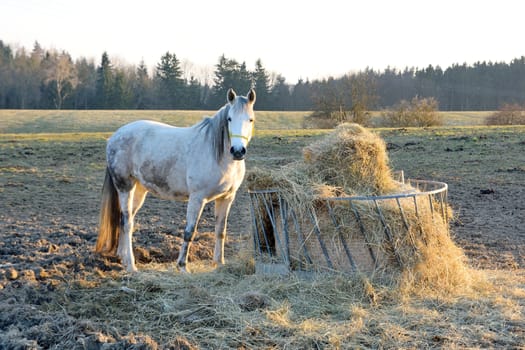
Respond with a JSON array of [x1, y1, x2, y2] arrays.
[[30, 265, 523, 349]]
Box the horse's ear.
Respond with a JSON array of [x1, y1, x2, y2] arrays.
[[227, 88, 236, 103], [248, 88, 256, 104]]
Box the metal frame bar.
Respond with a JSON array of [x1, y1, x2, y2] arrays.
[[373, 199, 403, 267], [308, 208, 334, 269], [349, 200, 378, 267], [326, 201, 357, 271], [290, 207, 314, 267]]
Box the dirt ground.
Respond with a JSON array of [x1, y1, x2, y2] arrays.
[[0, 126, 524, 348], [379, 127, 525, 270]]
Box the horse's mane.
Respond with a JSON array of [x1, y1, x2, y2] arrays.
[[196, 104, 231, 162]]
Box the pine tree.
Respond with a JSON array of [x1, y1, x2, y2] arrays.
[[111, 69, 125, 108], [271, 75, 290, 110], [155, 52, 183, 108], [212, 54, 235, 105], [291, 79, 313, 110], [212, 55, 253, 106], [74, 58, 96, 109], [253, 59, 270, 109], [237, 61, 252, 94], [95, 52, 113, 109], [134, 61, 151, 109], [0, 41, 14, 107], [185, 76, 201, 108]]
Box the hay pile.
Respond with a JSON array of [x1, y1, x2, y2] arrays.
[[247, 123, 407, 218], [302, 123, 398, 196], [247, 123, 469, 292], [247, 124, 401, 203]]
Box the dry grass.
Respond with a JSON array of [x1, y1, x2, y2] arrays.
[[31, 263, 523, 349], [0, 110, 493, 135], [0, 109, 308, 133]]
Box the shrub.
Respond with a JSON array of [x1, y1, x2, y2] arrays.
[[303, 112, 341, 129], [486, 103, 525, 125], [307, 73, 376, 129], [304, 109, 372, 129], [380, 97, 442, 127]]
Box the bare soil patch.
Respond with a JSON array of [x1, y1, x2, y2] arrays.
[[380, 126, 525, 270]]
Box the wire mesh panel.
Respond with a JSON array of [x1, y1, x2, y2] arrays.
[[248, 179, 449, 275]]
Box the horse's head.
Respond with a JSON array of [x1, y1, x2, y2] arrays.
[[227, 88, 256, 160]]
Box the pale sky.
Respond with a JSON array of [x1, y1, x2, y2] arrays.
[[1, 0, 524, 84]]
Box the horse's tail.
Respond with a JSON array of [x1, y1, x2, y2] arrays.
[[96, 168, 120, 255]]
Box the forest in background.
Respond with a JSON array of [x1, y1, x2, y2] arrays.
[[1, 40, 524, 111]]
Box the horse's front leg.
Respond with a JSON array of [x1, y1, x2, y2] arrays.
[[177, 195, 205, 273], [213, 195, 235, 267], [117, 189, 138, 272]]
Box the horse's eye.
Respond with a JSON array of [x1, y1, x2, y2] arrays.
[[250, 118, 254, 123], [227, 117, 232, 122]]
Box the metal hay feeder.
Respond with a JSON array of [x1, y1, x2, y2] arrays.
[[248, 174, 449, 275]]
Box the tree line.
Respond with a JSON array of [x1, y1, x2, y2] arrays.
[[1, 40, 525, 111]]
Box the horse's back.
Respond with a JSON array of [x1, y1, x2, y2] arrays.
[[110, 120, 177, 141], [107, 120, 188, 154], [106, 120, 207, 199]]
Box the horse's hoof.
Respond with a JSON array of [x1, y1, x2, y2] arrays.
[[179, 266, 190, 274], [125, 265, 138, 273], [211, 261, 225, 269]]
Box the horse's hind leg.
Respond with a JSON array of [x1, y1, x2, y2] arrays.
[[116, 184, 143, 272], [132, 183, 148, 217]]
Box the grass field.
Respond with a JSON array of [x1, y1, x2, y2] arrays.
[[0, 109, 491, 134], [0, 110, 524, 348], [0, 109, 309, 133]]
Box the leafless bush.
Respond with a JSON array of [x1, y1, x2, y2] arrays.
[[302, 112, 340, 129], [486, 103, 525, 125], [380, 97, 442, 127], [308, 73, 377, 129], [304, 109, 372, 129]]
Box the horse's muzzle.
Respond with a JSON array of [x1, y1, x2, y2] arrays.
[[230, 146, 246, 160]]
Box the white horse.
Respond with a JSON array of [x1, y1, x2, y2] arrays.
[[96, 88, 256, 272]]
